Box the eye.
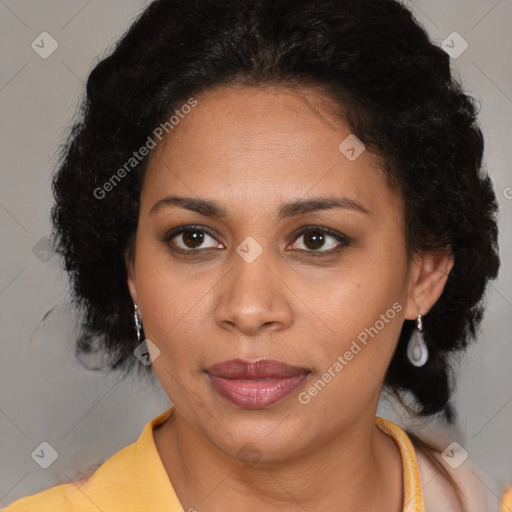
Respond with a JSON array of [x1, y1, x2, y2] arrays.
[[164, 225, 224, 253], [163, 224, 350, 257], [288, 226, 350, 256]]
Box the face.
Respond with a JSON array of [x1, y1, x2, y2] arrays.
[[126, 84, 422, 463]]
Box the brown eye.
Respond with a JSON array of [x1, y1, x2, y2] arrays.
[[164, 225, 223, 252], [302, 231, 327, 250], [289, 226, 350, 256], [180, 230, 207, 249]]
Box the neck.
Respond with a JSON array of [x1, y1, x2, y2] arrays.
[[154, 408, 403, 512]]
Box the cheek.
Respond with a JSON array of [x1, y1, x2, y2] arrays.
[[309, 244, 407, 373], [320, 251, 404, 329], [133, 245, 216, 367], [134, 248, 182, 341]]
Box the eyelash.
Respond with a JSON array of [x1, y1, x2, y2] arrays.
[[162, 224, 351, 258]]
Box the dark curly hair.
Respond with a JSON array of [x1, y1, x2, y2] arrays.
[[51, 0, 500, 420]]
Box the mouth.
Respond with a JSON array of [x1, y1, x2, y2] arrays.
[[205, 359, 311, 409]]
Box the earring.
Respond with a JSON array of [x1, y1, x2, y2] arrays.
[[407, 314, 428, 367], [133, 302, 142, 342]]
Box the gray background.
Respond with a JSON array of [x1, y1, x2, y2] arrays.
[[1, 0, 511, 507]]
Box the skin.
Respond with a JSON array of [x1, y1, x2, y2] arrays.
[[125, 84, 454, 512]]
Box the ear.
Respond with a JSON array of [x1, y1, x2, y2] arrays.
[[403, 248, 455, 320], [124, 248, 138, 306]]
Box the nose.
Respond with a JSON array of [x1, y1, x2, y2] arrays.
[[214, 248, 293, 336]]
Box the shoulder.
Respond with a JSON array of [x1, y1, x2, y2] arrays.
[[2, 442, 141, 512], [414, 442, 508, 512]]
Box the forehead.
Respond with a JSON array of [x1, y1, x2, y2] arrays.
[[141, 84, 398, 219], [151, 84, 354, 159]]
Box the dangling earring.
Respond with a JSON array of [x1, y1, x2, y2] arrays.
[[407, 314, 428, 367], [133, 302, 142, 342]]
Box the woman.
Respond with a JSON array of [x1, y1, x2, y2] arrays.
[[3, 0, 511, 511]]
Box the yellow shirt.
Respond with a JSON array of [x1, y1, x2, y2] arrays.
[[2, 406, 510, 512]]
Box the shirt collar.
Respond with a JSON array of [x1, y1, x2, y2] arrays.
[[375, 416, 425, 512], [136, 406, 425, 512], [135, 405, 183, 510]]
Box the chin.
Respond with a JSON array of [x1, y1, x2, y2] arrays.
[[205, 410, 312, 465]]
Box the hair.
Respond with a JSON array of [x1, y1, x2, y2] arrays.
[[51, 0, 499, 423]]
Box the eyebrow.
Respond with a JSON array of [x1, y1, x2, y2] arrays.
[[149, 194, 371, 219]]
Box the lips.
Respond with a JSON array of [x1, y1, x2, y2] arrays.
[[205, 359, 311, 408]]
